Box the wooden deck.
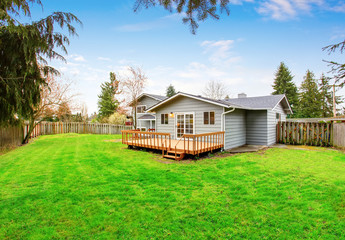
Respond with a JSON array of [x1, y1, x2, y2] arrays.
[[122, 130, 225, 160]]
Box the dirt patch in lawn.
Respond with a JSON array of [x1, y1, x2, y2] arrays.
[[103, 139, 122, 143]]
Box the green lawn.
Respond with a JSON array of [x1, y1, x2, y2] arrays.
[[0, 134, 345, 239]]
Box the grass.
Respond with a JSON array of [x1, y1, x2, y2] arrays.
[[0, 134, 345, 239]]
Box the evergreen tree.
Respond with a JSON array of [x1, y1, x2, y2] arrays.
[[297, 70, 322, 118], [272, 62, 298, 115], [166, 84, 176, 97], [97, 72, 120, 119], [319, 74, 344, 117], [0, 0, 80, 125], [319, 74, 334, 117]]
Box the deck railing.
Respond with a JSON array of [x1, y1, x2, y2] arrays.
[[122, 130, 225, 157], [182, 131, 225, 155], [121, 130, 171, 150]]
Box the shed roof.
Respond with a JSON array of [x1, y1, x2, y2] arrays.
[[137, 114, 156, 120]]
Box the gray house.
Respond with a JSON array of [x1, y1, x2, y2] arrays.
[[134, 93, 167, 131], [146, 92, 292, 150]]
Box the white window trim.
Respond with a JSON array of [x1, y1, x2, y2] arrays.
[[174, 112, 195, 140]]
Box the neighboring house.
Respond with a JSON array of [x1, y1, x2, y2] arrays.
[[146, 92, 292, 150], [134, 93, 167, 131]]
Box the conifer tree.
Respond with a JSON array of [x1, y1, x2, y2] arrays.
[[166, 84, 176, 97], [0, 0, 81, 125], [319, 74, 344, 117], [97, 72, 120, 119], [297, 70, 322, 118], [272, 62, 298, 115], [319, 74, 334, 117]]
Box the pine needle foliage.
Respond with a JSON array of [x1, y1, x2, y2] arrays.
[[272, 62, 298, 115], [166, 84, 176, 97], [297, 70, 322, 118], [0, 0, 81, 125], [97, 72, 120, 119], [323, 40, 345, 87], [134, 0, 230, 34]]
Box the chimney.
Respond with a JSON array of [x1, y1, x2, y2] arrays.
[[238, 93, 247, 98]]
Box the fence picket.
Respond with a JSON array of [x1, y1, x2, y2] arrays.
[[277, 121, 335, 147]]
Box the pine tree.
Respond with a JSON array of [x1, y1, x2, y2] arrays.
[[97, 72, 120, 119], [319, 74, 344, 117], [0, 1, 80, 126], [272, 62, 298, 115], [297, 70, 322, 118], [166, 84, 176, 97], [319, 74, 334, 117]]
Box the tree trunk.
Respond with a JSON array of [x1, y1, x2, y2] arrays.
[[22, 118, 38, 144], [134, 107, 137, 129]]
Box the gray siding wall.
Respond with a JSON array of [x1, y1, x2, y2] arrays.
[[267, 110, 276, 146], [267, 102, 288, 145], [224, 109, 246, 149], [246, 110, 268, 145], [273, 102, 287, 121], [155, 96, 223, 139], [138, 96, 160, 109], [135, 96, 160, 127]]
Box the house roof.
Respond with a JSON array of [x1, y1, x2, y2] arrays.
[[137, 114, 156, 120], [224, 94, 283, 109], [146, 92, 293, 114], [130, 93, 167, 106], [139, 93, 167, 102]]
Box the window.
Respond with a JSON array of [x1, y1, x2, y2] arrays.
[[137, 105, 146, 113], [276, 113, 281, 121], [161, 114, 168, 124], [204, 112, 215, 125], [204, 112, 209, 124]]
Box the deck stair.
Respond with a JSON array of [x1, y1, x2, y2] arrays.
[[163, 150, 185, 161]]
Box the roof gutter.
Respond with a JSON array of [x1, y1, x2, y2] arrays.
[[221, 107, 236, 132]]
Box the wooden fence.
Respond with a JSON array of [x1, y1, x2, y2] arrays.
[[1, 122, 132, 148], [25, 122, 132, 136], [277, 121, 333, 146], [333, 123, 345, 148], [0, 125, 24, 149]]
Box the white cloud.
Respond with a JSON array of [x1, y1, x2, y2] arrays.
[[257, 0, 297, 20], [68, 54, 86, 62], [255, 0, 345, 20], [97, 57, 112, 61], [329, 2, 345, 13], [231, 0, 254, 5], [200, 40, 241, 65]]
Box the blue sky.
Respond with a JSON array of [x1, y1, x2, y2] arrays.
[[30, 0, 345, 114]]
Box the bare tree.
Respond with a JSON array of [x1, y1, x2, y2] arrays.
[[80, 103, 88, 122], [122, 66, 147, 129], [23, 74, 76, 143], [203, 80, 228, 100]]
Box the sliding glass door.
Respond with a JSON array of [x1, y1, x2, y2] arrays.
[[176, 113, 194, 138]]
